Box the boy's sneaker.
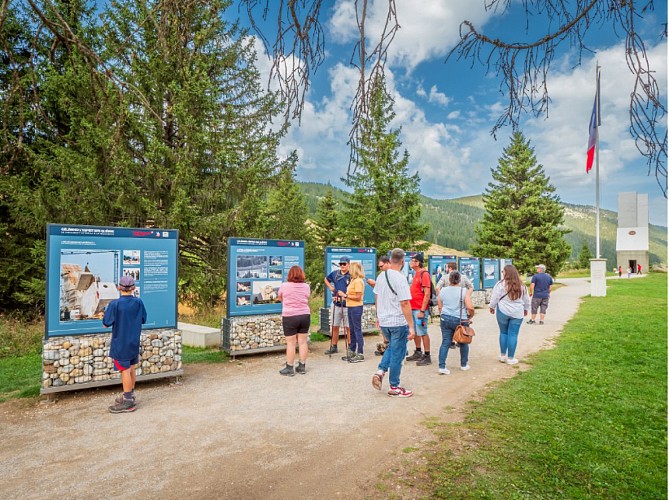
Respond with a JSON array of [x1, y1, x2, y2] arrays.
[[406, 350, 422, 361], [295, 362, 306, 374], [114, 393, 136, 405], [324, 345, 338, 355], [438, 368, 450, 375], [348, 353, 365, 363], [372, 371, 384, 390], [527, 319, 536, 325], [108, 398, 136, 413], [279, 363, 295, 376], [416, 354, 432, 366], [388, 386, 413, 398]]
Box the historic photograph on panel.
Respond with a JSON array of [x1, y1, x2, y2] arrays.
[[252, 281, 281, 304], [123, 249, 141, 265], [59, 249, 120, 321], [236, 255, 268, 279], [237, 281, 251, 293], [236, 295, 251, 306]]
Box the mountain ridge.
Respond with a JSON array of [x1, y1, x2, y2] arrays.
[[299, 182, 667, 265]]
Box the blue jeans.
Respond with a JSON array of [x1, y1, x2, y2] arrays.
[[439, 315, 469, 369], [496, 309, 523, 358], [378, 325, 409, 388], [347, 306, 364, 353]]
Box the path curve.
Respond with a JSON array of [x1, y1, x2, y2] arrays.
[[0, 278, 590, 499]]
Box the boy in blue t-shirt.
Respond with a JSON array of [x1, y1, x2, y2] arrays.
[[103, 275, 147, 413]]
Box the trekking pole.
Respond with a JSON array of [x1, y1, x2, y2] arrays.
[[328, 298, 335, 359]]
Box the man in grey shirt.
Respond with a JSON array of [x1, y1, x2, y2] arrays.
[[371, 248, 416, 398], [436, 261, 473, 292]]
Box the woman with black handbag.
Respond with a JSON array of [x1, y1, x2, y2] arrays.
[[489, 264, 530, 365], [437, 271, 474, 374]]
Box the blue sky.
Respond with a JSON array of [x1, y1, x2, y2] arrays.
[[245, 1, 668, 225]]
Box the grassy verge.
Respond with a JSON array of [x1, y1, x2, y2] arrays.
[[420, 272, 667, 498]]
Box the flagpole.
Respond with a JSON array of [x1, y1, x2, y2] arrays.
[[595, 62, 601, 259]]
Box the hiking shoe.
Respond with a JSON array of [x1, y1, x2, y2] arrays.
[[295, 362, 306, 374], [460, 364, 471, 371], [108, 398, 136, 413], [406, 351, 423, 361], [438, 368, 450, 375], [114, 393, 136, 405], [341, 350, 355, 361], [416, 354, 432, 366], [450, 342, 457, 349], [527, 320, 536, 325], [324, 345, 338, 355], [539, 321, 544, 325], [279, 363, 295, 376], [506, 358, 519, 365], [372, 371, 384, 390], [388, 386, 413, 398], [348, 353, 365, 363], [498, 355, 507, 363]]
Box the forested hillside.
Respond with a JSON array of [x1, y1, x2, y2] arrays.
[[300, 182, 668, 265]]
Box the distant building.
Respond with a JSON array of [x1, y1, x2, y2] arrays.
[[616, 192, 649, 273]]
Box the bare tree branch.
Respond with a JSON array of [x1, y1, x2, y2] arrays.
[[449, 0, 668, 196]]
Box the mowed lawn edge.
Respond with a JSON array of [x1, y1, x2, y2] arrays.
[[422, 273, 667, 498]]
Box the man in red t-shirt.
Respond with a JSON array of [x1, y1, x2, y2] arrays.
[[406, 253, 432, 365]]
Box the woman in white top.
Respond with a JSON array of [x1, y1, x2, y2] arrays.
[[488, 264, 530, 365], [437, 271, 474, 374]]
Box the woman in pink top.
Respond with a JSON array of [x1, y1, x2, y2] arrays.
[[277, 265, 311, 376]]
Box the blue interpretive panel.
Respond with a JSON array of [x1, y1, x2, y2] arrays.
[[324, 247, 377, 306]]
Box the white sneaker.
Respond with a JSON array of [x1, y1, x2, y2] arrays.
[[498, 355, 507, 363], [438, 368, 450, 375], [460, 365, 470, 371], [506, 358, 519, 365]]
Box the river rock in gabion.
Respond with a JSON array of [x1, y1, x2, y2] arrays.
[[225, 314, 287, 352], [42, 328, 182, 391]]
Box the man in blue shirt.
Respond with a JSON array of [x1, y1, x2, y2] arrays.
[[527, 264, 553, 325]]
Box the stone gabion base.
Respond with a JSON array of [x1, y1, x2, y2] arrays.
[[42, 328, 182, 389], [361, 304, 377, 331], [224, 315, 285, 352]]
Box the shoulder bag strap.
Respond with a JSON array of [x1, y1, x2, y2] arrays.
[[459, 287, 464, 324], [384, 271, 397, 295]]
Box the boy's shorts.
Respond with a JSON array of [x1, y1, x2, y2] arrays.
[[113, 356, 139, 371]]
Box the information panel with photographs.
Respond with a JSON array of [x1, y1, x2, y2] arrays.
[[427, 255, 458, 286], [227, 238, 305, 317], [482, 258, 501, 289], [458, 257, 481, 291], [45, 224, 178, 337], [324, 247, 377, 306]]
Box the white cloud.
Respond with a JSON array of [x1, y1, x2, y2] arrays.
[[417, 84, 451, 107], [329, 0, 494, 73]]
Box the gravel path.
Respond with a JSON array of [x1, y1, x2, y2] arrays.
[[0, 278, 590, 499]]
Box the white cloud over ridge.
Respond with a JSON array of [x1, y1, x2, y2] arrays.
[[253, 4, 668, 224]]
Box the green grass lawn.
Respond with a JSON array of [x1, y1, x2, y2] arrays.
[[422, 272, 667, 498]]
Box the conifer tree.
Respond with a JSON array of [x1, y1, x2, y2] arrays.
[[471, 131, 570, 274], [314, 186, 340, 248], [576, 241, 593, 269], [340, 77, 428, 256]]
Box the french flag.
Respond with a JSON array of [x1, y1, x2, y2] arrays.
[[586, 71, 601, 173]]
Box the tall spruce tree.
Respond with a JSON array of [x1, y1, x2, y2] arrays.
[[576, 241, 593, 269], [471, 131, 570, 275], [340, 77, 427, 256], [314, 185, 340, 248]]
